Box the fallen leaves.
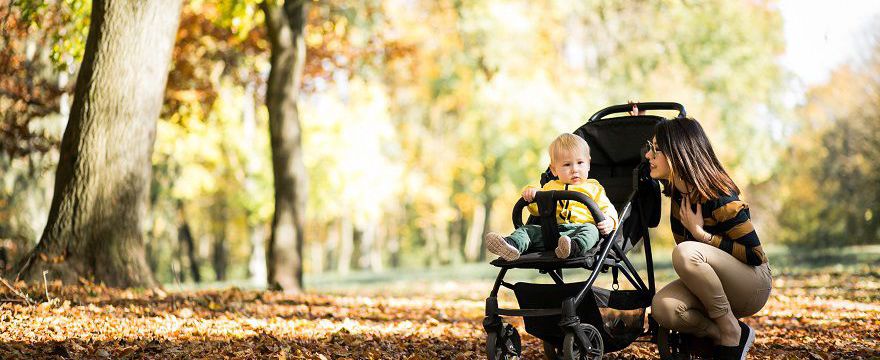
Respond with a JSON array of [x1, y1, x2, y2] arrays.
[[0, 271, 877, 359]]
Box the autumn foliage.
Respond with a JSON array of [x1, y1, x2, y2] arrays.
[[1, 270, 878, 359]]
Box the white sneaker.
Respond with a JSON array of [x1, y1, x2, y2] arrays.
[[555, 235, 572, 258], [485, 232, 520, 261]]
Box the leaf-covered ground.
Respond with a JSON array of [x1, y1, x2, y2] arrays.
[[1, 271, 878, 359]]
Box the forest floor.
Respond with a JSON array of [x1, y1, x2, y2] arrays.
[[1, 246, 878, 359]]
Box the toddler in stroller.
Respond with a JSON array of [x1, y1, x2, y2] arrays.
[[484, 133, 619, 262], [483, 102, 691, 360]]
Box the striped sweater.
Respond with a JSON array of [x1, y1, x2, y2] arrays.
[[670, 191, 768, 266]]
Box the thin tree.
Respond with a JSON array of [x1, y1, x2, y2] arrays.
[[262, 0, 308, 292], [15, 0, 183, 287]]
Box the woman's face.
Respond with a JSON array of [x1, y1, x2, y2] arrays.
[[645, 137, 671, 180]]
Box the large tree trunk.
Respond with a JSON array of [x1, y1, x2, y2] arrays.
[[263, 0, 308, 292], [14, 0, 182, 287]]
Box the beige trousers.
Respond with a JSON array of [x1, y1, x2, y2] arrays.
[[651, 241, 772, 337]]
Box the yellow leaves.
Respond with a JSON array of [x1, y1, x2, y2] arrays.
[[208, 301, 224, 311], [2, 270, 878, 358]]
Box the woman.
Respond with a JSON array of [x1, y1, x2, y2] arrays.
[[645, 117, 772, 359]]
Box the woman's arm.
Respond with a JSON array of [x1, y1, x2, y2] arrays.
[[679, 197, 766, 265]]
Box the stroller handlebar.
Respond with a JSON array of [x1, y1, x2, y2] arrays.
[[588, 102, 686, 122], [512, 190, 607, 229]]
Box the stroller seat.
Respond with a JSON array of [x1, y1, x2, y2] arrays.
[[489, 250, 620, 270]]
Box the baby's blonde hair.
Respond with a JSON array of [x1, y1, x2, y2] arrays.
[[549, 133, 590, 164]]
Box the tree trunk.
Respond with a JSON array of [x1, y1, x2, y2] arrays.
[[211, 201, 228, 281], [449, 217, 464, 264], [262, 0, 308, 292], [177, 215, 201, 283], [368, 223, 383, 271], [464, 204, 487, 262], [248, 223, 268, 287], [325, 219, 339, 272], [308, 227, 324, 274], [425, 225, 447, 267], [337, 216, 354, 274], [480, 197, 494, 261], [387, 221, 400, 268], [212, 233, 227, 281], [14, 0, 182, 287]]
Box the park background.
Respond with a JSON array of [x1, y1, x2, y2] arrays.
[[1, 0, 878, 358]]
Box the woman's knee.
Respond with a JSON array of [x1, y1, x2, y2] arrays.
[[652, 295, 686, 328], [671, 242, 707, 272]]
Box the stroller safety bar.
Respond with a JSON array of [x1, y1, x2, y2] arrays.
[[511, 190, 607, 231]]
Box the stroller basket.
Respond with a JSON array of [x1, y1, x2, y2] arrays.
[[513, 281, 651, 353]]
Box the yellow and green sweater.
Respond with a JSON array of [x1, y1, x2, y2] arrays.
[[671, 191, 768, 266], [525, 179, 619, 229]]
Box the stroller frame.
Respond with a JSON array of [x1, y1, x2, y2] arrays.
[[483, 102, 688, 360]]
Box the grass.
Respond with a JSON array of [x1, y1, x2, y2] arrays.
[[302, 243, 880, 294]]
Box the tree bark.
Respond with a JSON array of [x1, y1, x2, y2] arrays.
[[464, 204, 486, 262], [177, 216, 201, 283], [14, 0, 182, 287], [337, 216, 353, 274], [480, 197, 493, 261], [263, 0, 308, 292], [325, 218, 339, 272], [211, 201, 228, 281]]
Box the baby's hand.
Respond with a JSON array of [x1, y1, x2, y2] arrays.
[[522, 188, 538, 202], [596, 219, 614, 235]]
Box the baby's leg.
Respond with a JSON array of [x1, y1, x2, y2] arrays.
[[560, 223, 599, 257], [505, 224, 545, 253], [485, 225, 542, 261]]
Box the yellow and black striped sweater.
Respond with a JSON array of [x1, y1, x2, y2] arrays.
[[670, 192, 768, 266]]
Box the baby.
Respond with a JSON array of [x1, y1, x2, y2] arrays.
[[485, 133, 618, 260]]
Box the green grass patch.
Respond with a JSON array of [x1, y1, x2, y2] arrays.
[[303, 244, 880, 293]]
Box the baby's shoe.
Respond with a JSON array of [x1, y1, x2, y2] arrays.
[[485, 232, 520, 261], [555, 235, 572, 258]]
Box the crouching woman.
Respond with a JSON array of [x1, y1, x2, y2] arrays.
[[645, 117, 772, 359]]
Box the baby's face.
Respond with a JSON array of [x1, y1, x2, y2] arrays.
[[550, 149, 590, 185]]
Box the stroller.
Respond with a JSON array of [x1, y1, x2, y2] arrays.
[[483, 102, 700, 359]]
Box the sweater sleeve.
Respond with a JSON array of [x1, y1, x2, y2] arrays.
[[705, 199, 767, 266], [524, 185, 541, 216], [593, 184, 619, 229]]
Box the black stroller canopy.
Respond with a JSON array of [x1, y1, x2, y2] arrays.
[[574, 115, 665, 211]]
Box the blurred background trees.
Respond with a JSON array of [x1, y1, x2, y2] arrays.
[[1, 0, 877, 286], [773, 23, 880, 248]]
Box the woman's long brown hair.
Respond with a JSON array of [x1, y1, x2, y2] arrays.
[[654, 117, 740, 202]]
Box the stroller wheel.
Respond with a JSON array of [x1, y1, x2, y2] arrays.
[[486, 323, 521, 360], [656, 326, 713, 359], [542, 340, 562, 360], [562, 323, 603, 360]]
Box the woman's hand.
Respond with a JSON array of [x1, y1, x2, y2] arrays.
[[522, 187, 538, 202], [596, 219, 613, 236], [679, 197, 708, 241]]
